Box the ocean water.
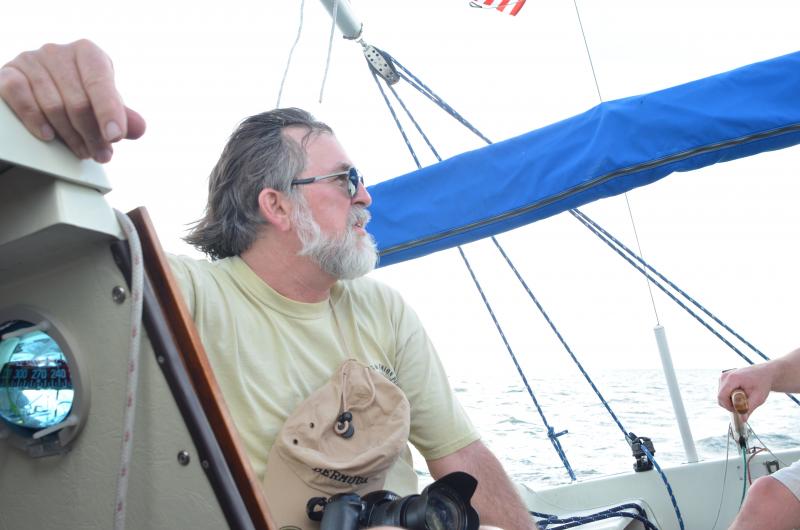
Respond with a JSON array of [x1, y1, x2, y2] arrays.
[[416, 369, 800, 488]]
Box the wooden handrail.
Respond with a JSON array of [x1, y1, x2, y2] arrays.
[[127, 207, 275, 530]]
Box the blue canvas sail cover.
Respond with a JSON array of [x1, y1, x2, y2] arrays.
[[367, 51, 800, 267]]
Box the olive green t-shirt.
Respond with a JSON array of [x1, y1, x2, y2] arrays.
[[168, 255, 479, 495]]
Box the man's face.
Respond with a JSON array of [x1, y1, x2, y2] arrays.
[[285, 128, 377, 279]]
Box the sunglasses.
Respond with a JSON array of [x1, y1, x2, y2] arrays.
[[291, 167, 365, 198]]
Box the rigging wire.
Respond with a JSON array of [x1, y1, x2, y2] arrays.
[[572, 0, 661, 325], [740, 446, 749, 506], [367, 67, 421, 168], [710, 428, 734, 530], [571, 208, 800, 407], [746, 446, 766, 485], [368, 62, 576, 479], [370, 46, 686, 530], [749, 426, 792, 467], [572, 0, 602, 103], [276, 0, 306, 107]]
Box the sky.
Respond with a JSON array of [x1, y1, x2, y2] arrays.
[[2, 1, 799, 382]]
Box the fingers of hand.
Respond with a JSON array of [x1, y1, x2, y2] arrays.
[[0, 63, 58, 143], [40, 41, 115, 162], [3, 45, 91, 158], [74, 39, 127, 144], [124, 107, 147, 140], [717, 373, 738, 411], [1, 40, 125, 162]]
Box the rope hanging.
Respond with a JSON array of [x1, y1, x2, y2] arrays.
[[112, 210, 145, 530], [276, 0, 306, 107]]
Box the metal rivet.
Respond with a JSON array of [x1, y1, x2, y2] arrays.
[[177, 450, 191, 466], [112, 286, 127, 304], [156, 356, 165, 364], [201, 460, 210, 469]]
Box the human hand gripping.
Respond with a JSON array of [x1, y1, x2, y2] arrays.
[[717, 363, 775, 422], [0, 39, 146, 163]]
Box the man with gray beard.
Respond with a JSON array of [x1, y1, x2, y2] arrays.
[[0, 40, 538, 530], [291, 192, 377, 280]]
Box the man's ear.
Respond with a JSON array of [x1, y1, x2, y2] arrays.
[[257, 188, 293, 231]]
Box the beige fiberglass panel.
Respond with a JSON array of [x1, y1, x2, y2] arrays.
[[0, 101, 110, 194], [0, 228, 228, 529]]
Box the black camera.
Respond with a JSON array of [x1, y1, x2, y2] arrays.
[[306, 471, 480, 530]]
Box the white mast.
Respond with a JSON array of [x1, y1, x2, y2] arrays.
[[318, 0, 363, 40]]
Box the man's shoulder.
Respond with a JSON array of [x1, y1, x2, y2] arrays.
[[341, 275, 404, 304], [338, 276, 420, 327], [166, 254, 239, 299], [167, 253, 234, 276]]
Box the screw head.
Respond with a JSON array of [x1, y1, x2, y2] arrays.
[[177, 450, 191, 466], [112, 286, 127, 304]]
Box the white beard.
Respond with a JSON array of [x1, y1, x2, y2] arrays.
[[291, 198, 378, 280]]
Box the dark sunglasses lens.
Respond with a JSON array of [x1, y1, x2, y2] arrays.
[[347, 168, 363, 197]]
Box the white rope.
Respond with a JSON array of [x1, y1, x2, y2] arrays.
[[112, 210, 145, 530], [276, 0, 307, 107], [318, 0, 339, 103]]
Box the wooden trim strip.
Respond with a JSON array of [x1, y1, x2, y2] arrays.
[[127, 207, 275, 530]]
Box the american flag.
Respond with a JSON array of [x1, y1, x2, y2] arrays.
[[469, 0, 526, 16]]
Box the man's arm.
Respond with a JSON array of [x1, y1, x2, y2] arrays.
[[427, 440, 538, 530], [0, 40, 145, 162], [718, 347, 800, 421]]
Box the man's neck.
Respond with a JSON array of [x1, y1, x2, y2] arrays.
[[240, 239, 336, 303]]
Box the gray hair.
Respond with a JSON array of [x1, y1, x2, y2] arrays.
[[184, 108, 333, 259]]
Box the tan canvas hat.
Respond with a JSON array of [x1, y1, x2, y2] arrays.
[[263, 359, 411, 529]]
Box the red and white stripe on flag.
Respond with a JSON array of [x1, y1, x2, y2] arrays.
[[477, 0, 526, 16]]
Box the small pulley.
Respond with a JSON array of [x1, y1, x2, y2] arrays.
[[626, 432, 656, 472], [362, 42, 400, 85]]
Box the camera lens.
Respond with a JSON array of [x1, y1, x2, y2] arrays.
[[424, 491, 464, 530], [312, 472, 479, 530]]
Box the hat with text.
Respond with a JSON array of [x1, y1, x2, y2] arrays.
[[263, 359, 410, 529]]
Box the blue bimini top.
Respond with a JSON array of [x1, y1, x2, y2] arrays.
[[367, 51, 800, 267]]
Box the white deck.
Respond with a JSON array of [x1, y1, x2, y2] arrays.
[[520, 448, 800, 529]]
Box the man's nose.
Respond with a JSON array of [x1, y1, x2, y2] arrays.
[[353, 181, 372, 207]]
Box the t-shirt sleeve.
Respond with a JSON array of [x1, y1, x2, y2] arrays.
[[166, 254, 198, 315], [391, 294, 481, 461]]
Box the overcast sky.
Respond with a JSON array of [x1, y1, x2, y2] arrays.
[[2, 1, 799, 378]]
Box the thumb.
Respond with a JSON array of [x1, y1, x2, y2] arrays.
[[124, 106, 147, 140]]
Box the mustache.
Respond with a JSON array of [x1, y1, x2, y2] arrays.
[[350, 206, 371, 227]]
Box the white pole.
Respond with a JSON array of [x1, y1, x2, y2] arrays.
[[318, 0, 363, 40], [654, 325, 699, 463]]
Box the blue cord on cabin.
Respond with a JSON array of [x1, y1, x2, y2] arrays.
[[570, 208, 800, 408], [532, 502, 658, 529]]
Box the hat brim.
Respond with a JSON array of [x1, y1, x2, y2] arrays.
[[264, 444, 332, 529]]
